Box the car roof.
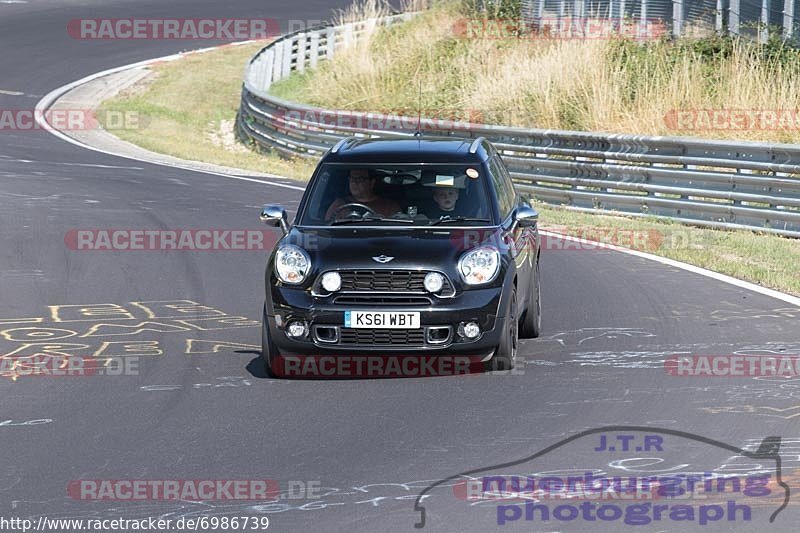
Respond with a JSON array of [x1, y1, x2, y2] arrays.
[[320, 136, 492, 164]]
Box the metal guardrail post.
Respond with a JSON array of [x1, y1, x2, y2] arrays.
[[296, 33, 307, 73], [281, 37, 293, 78], [761, 0, 770, 42], [729, 0, 740, 34], [574, 0, 586, 37], [272, 41, 283, 81], [640, 0, 649, 40], [309, 31, 320, 68], [784, 0, 795, 37], [672, 0, 684, 37], [326, 27, 336, 59], [262, 49, 274, 91], [342, 22, 354, 48]]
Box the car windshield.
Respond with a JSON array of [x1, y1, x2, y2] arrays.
[[299, 163, 494, 226]]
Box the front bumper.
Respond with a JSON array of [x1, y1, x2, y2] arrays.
[[265, 285, 506, 356]]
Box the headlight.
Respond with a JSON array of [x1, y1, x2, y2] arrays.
[[275, 245, 310, 284], [458, 246, 500, 285]]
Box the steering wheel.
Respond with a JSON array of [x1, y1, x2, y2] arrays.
[[333, 203, 377, 219]]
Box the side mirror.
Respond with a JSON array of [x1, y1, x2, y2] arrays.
[[260, 204, 289, 234], [514, 205, 539, 228]]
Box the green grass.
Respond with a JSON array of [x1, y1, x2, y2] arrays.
[[99, 42, 316, 180]]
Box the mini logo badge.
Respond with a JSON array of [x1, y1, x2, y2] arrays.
[[372, 255, 394, 263]]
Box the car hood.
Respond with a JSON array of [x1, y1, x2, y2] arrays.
[[283, 226, 501, 272]]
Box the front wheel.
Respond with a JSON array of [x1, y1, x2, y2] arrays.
[[261, 309, 281, 378], [519, 259, 541, 338], [487, 287, 518, 371]]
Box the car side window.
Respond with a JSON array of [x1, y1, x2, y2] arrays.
[[488, 156, 515, 220], [304, 170, 334, 222]]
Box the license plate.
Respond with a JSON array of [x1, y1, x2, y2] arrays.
[[344, 311, 421, 329]]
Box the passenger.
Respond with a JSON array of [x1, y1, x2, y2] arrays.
[[427, 186, 460, 219], [325, 168, 401, 220]]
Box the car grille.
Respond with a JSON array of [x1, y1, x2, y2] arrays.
[[339, 328, 426, 346], [331, 270, 453, 294], [333, 295, 433, 306]]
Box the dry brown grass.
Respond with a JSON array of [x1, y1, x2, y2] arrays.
[[271, 1, 800, 144], [334, 0, 392, 24]]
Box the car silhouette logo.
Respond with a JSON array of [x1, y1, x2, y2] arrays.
[[372, 255, 394, 263], [413, 425, 790, 528]]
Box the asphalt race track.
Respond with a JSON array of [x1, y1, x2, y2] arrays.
[[1, 1, 799, 532]]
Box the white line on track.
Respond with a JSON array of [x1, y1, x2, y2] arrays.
[[35, 43, 799, 306], [10, 159, 143, 170], [59, 162, 144, 170], [34, 41, 303, 192], [540, 230, 800, 307]]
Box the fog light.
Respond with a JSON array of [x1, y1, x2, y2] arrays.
[[321, 271, 342, 292], [459, 322, 481, 339], [287, 320, 309, 338], [424, 272, 444, 293]]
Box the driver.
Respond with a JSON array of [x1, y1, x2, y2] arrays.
[[325, 168, 401, 220]]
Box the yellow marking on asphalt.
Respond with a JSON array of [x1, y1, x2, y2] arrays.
[[0, 317, 43, 325], [185, 339, 259, 354], [49, 303, 136, 322], [176, 316, 260, 330], [130, 300, 225, 319], [92, 340, 162, 357], [79, 321, 191, 338]]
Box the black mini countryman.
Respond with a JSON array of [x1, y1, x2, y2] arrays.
[[260, 136, 541, 377]]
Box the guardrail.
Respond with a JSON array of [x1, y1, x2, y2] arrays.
[[521, 0, 800, 43], [237, 13, 800, 237]]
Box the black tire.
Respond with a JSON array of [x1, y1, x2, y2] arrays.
[[261, 309, 281, 378], [487, 287, 518, 371], [519, 258, 541, 339]]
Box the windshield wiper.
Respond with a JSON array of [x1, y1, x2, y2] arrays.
[[330, 215, 412, 225], [428, 217, 491, 226]]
